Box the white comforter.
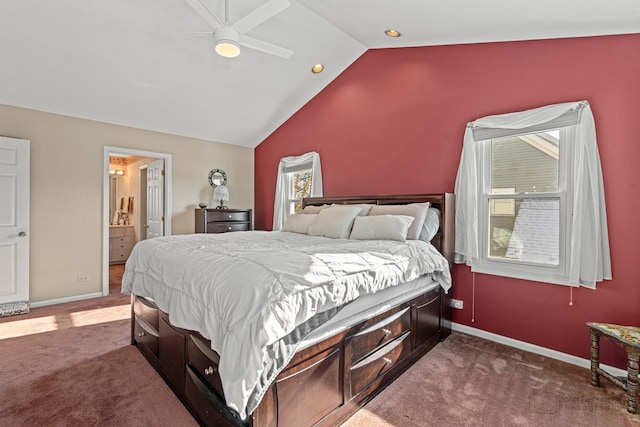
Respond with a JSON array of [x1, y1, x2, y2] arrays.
[[121, 231, 451, 419]]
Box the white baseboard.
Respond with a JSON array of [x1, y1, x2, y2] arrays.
[[30, 292, 104, 308], [452, 322, 628, 378]]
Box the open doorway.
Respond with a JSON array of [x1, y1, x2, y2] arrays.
[[102, 147, 173, 296]]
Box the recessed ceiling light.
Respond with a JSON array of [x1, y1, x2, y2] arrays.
[[311, 64, 324, 74], [385, 29, 401, 37]]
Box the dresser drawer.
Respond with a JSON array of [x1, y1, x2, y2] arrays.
[[349, 331, 411, 397], [112, 238, 133, 251], [207, 210, 250, 223], [188, 334, 224, 397], [134, 314, 159, 357], [110, 226, 134, 237], [348, 307, 411, 365], [195, 208, 252, 234], [207, 222, 250, 233], [113, 236, 133, 245], [110, 248, 132, 262]]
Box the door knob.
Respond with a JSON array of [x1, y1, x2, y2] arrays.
[[18, 231, 27, 237]]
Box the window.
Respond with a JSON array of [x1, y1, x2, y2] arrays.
[[273, 152, 322, 230], [454, 101, 611, 288], [285, 167, 313, 215], [478, 129, 566, 282]]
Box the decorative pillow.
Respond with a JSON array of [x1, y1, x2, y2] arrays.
[[349, 215, 414, 242], [281, 214, 318, 234], [368, 204, 428, 240], [421, 208, 441, 242], [331, 203, 373, 216], [302, 204, 329, 214], [409, 202, 440, 242], [307, 206, 362, 239]]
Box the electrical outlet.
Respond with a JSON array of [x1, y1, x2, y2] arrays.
[[77, 275, 89, 283], [450, 299, 464, 309]]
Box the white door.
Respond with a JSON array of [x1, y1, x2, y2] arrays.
[[0, 137, 30, 315], [146, 159, 165, 239]]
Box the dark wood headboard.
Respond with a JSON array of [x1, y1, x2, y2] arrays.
[[302, 193, 455, 264]]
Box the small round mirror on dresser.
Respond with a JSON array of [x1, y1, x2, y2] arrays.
[[208, 169, 227, 187]]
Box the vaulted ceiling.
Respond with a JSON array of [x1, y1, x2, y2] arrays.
[[1, 0, 639, 148]]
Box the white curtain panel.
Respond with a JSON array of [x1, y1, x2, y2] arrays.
[[273, 151, 323, 231], [454, 101, 611, 288]]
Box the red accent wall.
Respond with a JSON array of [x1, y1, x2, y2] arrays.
[[255, 34, 640, 368]]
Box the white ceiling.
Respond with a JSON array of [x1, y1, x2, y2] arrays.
[[0, 0, 639, 148]]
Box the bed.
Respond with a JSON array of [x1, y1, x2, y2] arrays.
[[123, 193, 454, 427]]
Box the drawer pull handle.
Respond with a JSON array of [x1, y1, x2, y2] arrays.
[[204, 366, 215, 375], [138, 331, 146, 338], [227, 227, 232, 230], [382, 357, 392, 365], [228, 215, 232, 219], [382, 328, 392, 336]]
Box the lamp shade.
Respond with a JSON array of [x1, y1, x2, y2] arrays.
[[214, 185, 230, 209]]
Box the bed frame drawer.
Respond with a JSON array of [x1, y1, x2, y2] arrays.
[[349, 331, 411, 398], [274, 347, 343, 427], [188, 333, 224, 397], [133, 314, 159, 358], [413, 287, 442, 348], [159, 316, 187, 392], [185, 365, 246, 427], [348, 307, 410, 365], [133, 295, 159, 332]]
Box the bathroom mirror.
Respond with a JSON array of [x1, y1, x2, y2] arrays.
[[109, 175, 125, 224]]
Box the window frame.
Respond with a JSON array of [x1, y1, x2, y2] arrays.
[[471, 127, 575, 285], [284, 168, 313, 216]]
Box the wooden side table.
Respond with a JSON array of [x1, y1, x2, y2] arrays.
[[587, 322, 640, 413]]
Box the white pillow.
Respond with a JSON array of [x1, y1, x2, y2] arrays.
[[307, 206, 362, 239], [331, 203, 373, 216], [282, 214, 318, 234], [368, 204, 428, 240], [302, 204, 329, 214], [350, 215, 414, 242]]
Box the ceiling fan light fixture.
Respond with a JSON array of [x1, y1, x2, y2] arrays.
[[214, 27, 241, 58], [215, 39, 241, 58]]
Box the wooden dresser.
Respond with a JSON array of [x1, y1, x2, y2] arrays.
[[194, 208, 252, 234], [109, 225, 134, 264]]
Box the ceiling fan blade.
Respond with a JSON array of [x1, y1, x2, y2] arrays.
[[184, 0, 224, 29], [239, 34, 293, 59], [232, 0, 290, 34]]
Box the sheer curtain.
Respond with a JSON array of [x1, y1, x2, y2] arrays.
[[273, 151, 323, 231], [454, 101, 611, 288]]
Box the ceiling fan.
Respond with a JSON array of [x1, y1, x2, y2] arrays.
[[184, 0, 293, 59]]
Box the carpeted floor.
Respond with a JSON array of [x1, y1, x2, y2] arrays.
[[1, 266, 638, 426], [0, 265, 197, 427], [343, 333, 640, 427]]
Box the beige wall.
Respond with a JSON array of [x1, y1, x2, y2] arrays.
[[0, 104, 254, 303]]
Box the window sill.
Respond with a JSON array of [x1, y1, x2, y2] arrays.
[[470, 264, 572, 287]]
